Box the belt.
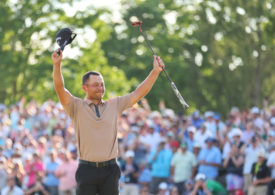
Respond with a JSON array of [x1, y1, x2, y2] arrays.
[[79, 159, 117, 168]]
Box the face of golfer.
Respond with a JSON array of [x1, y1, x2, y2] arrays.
[[83, 75, 105, 101]]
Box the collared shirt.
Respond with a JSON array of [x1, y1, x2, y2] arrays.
[[171, 150, 197, 182], [64, 95, 131, 162], [198, 146, 221, 179]]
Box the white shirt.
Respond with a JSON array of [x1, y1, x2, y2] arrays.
[[267, 151, 275, 178], [139, 132, 161, 151], [243, 145, 263, 174], [1, 186, 24, 195], [194, 130, 213, 148]]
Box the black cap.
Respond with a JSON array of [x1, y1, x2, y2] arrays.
[[56, 28, 77, 51]]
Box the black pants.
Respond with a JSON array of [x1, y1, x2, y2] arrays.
[[75, 162, 121, 195], [267, 179, 275, 195]]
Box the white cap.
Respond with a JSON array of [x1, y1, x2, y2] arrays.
[[163, 109, 175, 119], [158, 182, 168, 190], [230, 128, 242, 137], [125, 150, 135, 158], [150, 111, 161, 118], [193, 142, 201, 148], [257, 150, 266, 158], [204, 111, 214, 118], [187, 126, 196, 134], [251, 106, 260, 114], [195, 173, 206, 181]]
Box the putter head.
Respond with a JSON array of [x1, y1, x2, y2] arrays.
[[131, 21, 143, 32], [56, 28, 77, 52], [131, 21, 142, 27]]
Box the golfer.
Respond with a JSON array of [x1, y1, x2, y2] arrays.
[[51, 50, 164, 195]]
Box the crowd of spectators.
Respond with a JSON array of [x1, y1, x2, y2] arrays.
[[0, 98, 274, 195]]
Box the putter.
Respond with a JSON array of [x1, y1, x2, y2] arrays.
[[132, 21, 189, 109], [56, 28, 77, 55]]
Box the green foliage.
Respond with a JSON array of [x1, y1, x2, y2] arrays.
[[0, 0, 274, 116], [0, 0, 131, 105], [102, 0, 275, 115]]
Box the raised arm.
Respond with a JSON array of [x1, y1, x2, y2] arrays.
[[129, 55, 164, 106], [52, 50, 72, 106]]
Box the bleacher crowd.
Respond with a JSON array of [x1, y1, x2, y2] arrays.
[[0, 99, 274, 195]]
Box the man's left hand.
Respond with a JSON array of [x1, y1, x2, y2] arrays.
[[153, 55, 164, 73]]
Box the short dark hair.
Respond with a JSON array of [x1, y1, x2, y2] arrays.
[[82, 71, 101, 85]]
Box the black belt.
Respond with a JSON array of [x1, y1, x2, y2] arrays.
[[79, 159, 117, 168]]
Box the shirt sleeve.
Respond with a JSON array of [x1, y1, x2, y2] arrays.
[[191, 153, 197, 167], [267, 153, 275, 166], [171, 154, 177, 167], [117, 94, 132, 114], [62, 96, 80, 119]]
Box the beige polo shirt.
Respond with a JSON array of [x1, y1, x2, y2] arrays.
[[63, 94, 131, 162]]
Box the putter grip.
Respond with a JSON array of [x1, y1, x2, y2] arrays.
[[171, 82, 189, 109]]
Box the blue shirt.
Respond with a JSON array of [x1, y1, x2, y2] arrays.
[[149, 149, 173, 178], [198, 146, 221, 179], [138, 168, 152, 183], [45, 161, 59, 186]]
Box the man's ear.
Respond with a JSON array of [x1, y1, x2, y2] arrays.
[[82, 85, 87, 93]]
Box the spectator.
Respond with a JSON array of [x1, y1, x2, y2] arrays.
[[121, 150, 139, 195], [140, 185, 150, 195], [138, 160, 151, 187], [185, 126, 196, 152], [223, 128, 244, 160], [25, 172, 50, 195], [241, 121, 255, 143], [25, 152, 45, 188], [266, 145, 275, 195], [55, 150, 77, 195], [194, 123, 213, 149], [1, 175, 24, 195], [248, 150, 271, 195], [241, 135, 264, 194], [158, 182, 169, 195], [149, 140, 173, 194], [44, 150, 60, 195], [205, 179, 227, 195], [191, 110, 203, 129], [190, 173, 211, 195], [0, 156, 8, 190], [170, 142, 197, 195], [184, 179, 194, 195], [198, 137, 222, 179], [223, 144, 244, 194], [169, 185, 179, 195]]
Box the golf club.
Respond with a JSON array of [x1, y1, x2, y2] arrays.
[[132, 21, 189, 109], [56, 28, 77, 55]]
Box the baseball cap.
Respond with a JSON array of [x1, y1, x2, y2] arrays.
[[230, 128, 242, 137], [171, 141, 180, 148], [257, 150, 266, 158], [205, 137, 214, 143], [125, 150, 135, 158], [158, 182, 168, 190], [187, 126, 196, 134], [180, 143, 187, 148], [195, 173, 206, 181], [251, 106, 260, 114]]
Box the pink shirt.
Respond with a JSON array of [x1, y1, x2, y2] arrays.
[[56, 160, 78, 191], [25, 161, 45, 187]]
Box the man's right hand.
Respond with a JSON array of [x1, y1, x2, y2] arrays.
[[52, 49, 62, 66]]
